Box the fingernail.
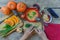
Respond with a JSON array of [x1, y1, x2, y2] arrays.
[[31, 27, 34, 31], [37, 29, 39, 32]]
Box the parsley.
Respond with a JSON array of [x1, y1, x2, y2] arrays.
[[25, 23, 32, 28]]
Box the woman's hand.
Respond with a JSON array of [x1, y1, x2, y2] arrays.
[[20, 26, 34, 40], [34, 28, 48, 40], [34, 28, 44, 35], [24, 26, 34, 35]]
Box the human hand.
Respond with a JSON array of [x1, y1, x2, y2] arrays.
[[20, 26, 34, 40], [24, 26, 34, 36], [34, 28, 48, 40], [34, 28, 45, 36]]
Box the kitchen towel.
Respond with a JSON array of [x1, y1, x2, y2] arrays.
[[45, 23, 60, 40]]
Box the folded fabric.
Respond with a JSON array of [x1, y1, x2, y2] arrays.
[[45, 23, 60, 40]]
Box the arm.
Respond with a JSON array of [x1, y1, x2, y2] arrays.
[[20, 34, 28, 40], [20, 26, 34, 40], [34, 29, 48, 40], [40, 32, 48, 40]]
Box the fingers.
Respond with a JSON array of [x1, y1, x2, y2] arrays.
[[34, 28, 43, 33], [37, 29, 42, 32], [26, 26, 34, 31], [29, 29, 34, 34], [24, 26, 34, 36], [29, 26, 34, 29], [34, 28, 39, 33], [25, 26, 34, 34]]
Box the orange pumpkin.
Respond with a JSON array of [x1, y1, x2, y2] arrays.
[[17, 2, 27, 12], [7, 1, 17, 10], [4, 19, 15, 26], [12, 15, 19, 23], [1, 6, 11, 15]]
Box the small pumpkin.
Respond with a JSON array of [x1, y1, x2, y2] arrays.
[[10, 17, 17, 24], [25, 8, 41, 22], [8, 18, 16, 24], [7, 1, 17, 10], [17, 2, 27, 12], [1, 6, 11, 15], [4, 19, 15, 26], [12, 15, 19, 23]]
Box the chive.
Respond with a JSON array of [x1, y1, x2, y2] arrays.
[[25, 23, 32, 28], [27, 12, 36, 19], [32, 12, 36, 16], [28, 13, 33, 19]]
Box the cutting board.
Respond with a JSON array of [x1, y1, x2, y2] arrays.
[[0, 14, 23, 37]]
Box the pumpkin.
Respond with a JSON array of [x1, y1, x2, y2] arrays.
[[8, 18, 16, 24], [17, 2, 27, 12], [10, 17, 17, 24], [12, 15, 19, 23], [4, 15, 19, 26], [25, 8, 41, 22], [7, 1, 17, 10], [1, 6, 11, 15], [4, 19, 15, 26]]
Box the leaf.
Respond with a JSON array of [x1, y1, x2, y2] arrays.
[[32, 12, 36, 16], [25, 23, 32, 28], [28, 13, 33, 19]]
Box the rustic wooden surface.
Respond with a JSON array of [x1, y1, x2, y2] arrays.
[[0, 0, 60, 40]]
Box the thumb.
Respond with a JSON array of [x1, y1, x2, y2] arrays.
[[34, 28, 39, 33]]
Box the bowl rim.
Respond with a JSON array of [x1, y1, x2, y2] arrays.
[[43, 14, 53, 23]]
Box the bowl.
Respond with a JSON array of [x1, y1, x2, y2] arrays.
[[43, 14, 52, 23]]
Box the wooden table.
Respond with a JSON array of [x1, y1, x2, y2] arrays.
[[0, 0, 60, 40]]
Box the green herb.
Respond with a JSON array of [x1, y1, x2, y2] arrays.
[[25, 23, 32, 28], [28, 13, 33, 19], [0, 24, 12, 35], [32, 12, 36, 16], [0, 23, 19, 37], [27, 12, 36, 19]]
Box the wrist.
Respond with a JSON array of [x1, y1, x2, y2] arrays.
[[38, 31, 45, 36], [40, 33, 48, 40], [41, 37, 48, 40], [20, 34, 27, 40], [38, 32, 48, 40], [22, 33, 29, 40], [20, 38, 25, 40], [20, 36, 25, 40]]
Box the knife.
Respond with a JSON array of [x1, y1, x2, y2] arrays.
[[47, 8, 59, 18]]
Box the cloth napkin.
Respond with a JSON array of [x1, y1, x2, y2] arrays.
[[45, 23, 60, 40]]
